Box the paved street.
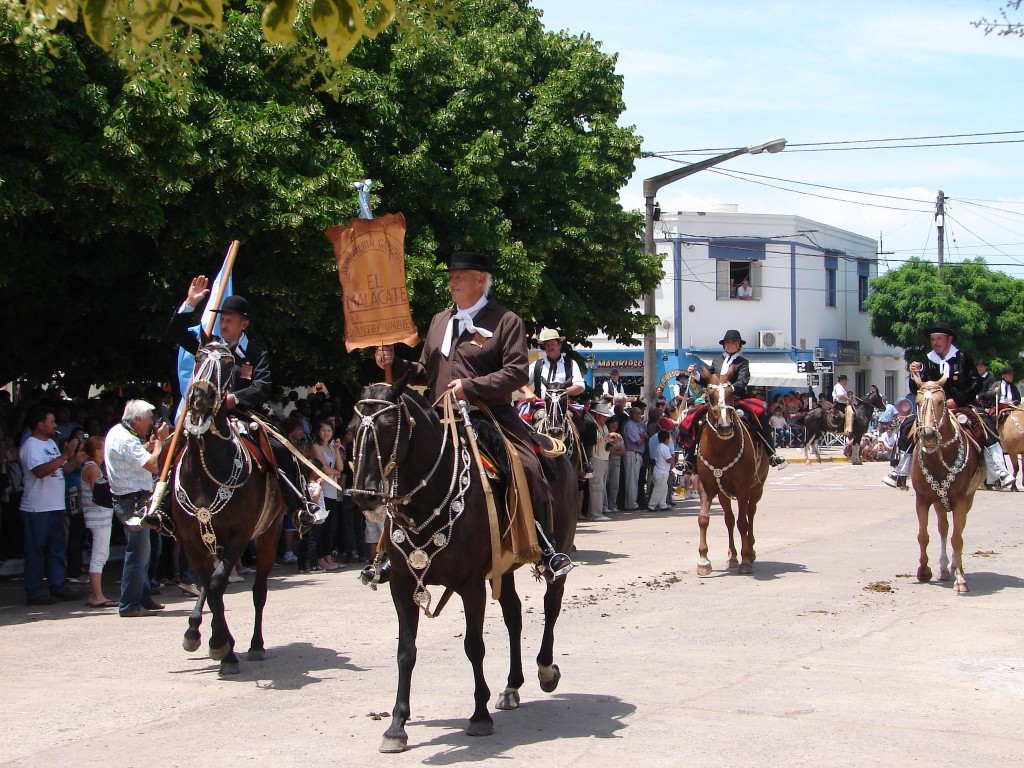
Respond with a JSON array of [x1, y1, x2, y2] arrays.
[[2, 457, 1023, 767]]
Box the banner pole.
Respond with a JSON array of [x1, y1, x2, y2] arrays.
[[148, 240, 240, 516]]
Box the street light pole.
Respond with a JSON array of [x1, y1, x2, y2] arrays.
[[641, 137, 787, 404]]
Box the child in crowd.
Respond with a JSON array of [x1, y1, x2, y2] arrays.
[[647, 430, 674, 511]]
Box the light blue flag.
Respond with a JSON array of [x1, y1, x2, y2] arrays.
[[175, 266, 232, 417]]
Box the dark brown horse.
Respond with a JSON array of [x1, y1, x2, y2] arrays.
[[351, 379, 577, 753], [695, 374, 770, 575], [792, 391, 884, 463], [172, 341, 288, 675], [910, 374, 984, 594]]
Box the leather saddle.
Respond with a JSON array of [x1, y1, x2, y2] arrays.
[[232, 417, 278, 475]]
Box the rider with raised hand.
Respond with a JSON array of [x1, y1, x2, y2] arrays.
[[884, 321, 1012, 490], [685, 329, 788, 470], [146, 276, 319, 535], [375, 252, 574, 583]]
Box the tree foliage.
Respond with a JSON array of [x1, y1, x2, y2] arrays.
[[865, 258, 1024, 368], [3, 0, 457, 87], [973, 0, 1024, 37], [0, 0, 657, 394]]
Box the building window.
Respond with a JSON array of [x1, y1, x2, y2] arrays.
[[857, 260, 870, 312], [716, 261, 762, 300], [824, 254, 838, 308], [709, 240, 766, 301]]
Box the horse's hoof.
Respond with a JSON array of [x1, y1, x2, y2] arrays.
[[247, 648, 265, 662], [379, 735, 408, 754], [218, 661, 240, 676], [917, 567, 932, 583], [727, 557, 739, 569], [955, 581, 969, 594], [538, 663, 561, 693], [209, 643, 231, 661], [183, 635, 201, 653], [495, 688, 521, 710], [738, 563, 753, 575], [697, 561, 713, 576], [938, 568, 952, 582], [467, 719, 494, 737]]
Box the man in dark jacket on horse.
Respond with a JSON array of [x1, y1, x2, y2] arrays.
[[883, 321, 1013, 490], [682, 330, 788, 470], [375, 252, 573, 583], [143, 276, 319, 535]]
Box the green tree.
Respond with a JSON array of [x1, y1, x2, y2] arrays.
[[865, 257, 1024, 365], [0, 0, 656, 392]]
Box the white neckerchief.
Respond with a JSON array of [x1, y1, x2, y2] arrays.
[[441, 295, 492, 357], [721, 351, 740, 372], [926, 344, 958, 379]]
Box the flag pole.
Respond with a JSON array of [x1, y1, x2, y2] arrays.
[[148, 240, 241, 516]]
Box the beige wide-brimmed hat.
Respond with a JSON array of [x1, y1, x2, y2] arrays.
[[537, 328, 565, 345]]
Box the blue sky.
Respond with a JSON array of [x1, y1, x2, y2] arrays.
[[533, 1, 1024, 275]]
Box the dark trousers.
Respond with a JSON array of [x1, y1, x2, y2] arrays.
[[22, 509, 67, 599], [336, 494, 365, 560], [65, 512, 86, 578], [317, 497, 340, 559]]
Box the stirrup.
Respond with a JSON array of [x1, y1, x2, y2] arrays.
[[537, 550, 575, 582], [769, 454, 788, 470], [882, 472, 900, 488], [141, 510, 176, 538], [359, 557, 391, 590]]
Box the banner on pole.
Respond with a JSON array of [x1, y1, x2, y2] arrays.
[[326, 213, 420, 352]]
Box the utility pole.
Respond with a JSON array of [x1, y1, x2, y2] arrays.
[[935, 190, 945, 271]]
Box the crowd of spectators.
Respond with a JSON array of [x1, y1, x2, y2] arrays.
[[0, 381, 371, 609]]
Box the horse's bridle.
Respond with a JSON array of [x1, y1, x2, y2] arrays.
[[351, 391, 449, 515], [704, 382, 737, 437], [185, 342, 233, 440]]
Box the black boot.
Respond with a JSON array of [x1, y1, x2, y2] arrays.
[[142, 490, 176, 537], [359, 555, 391, 589]]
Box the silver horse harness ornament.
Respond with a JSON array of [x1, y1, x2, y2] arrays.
[[351, 392, 471, 616], [697, 382, 752, 501], [915, 385, 969, 515]]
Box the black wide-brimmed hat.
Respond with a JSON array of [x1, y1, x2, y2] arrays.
[[445, 252, 500, 272], [718, 329, 746, 345], [923, 321, 956, 339], [210, 295, 250, 317], [1002, 366, 1015, 375]]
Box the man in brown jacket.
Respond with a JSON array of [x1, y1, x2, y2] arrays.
[[375, 251, 573, 581]]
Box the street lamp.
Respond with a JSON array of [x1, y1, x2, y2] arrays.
[[641, 137, 787, 403]]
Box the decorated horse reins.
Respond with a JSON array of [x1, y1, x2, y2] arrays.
[[351, 389, 472, 615], [696, 382, 754, 501], [914, 382, 970, 514]]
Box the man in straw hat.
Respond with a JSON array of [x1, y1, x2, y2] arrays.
[[685, 329, 788, 469], [883, 321, 1013, 489], [376, 252, 574, 581]]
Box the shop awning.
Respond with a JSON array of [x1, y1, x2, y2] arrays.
[[747, 363, 807, 388]]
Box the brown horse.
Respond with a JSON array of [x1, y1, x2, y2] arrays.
[[695, 374, 770, 575], [910, 374, 984, 594], [997, 407, 1024, 489], [351, 380, 577, 753], [172, 341, 288, 675]]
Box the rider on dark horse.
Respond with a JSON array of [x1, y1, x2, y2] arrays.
[[883, 321, 1013, 490], [680, 329, 788, 471], [518, 328, 593, 479], [143, 276, 319, 535], [375, 252, 574, 584]]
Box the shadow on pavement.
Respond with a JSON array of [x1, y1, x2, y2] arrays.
[[168, 640, 367, 688], [383, 692, 635, 763]]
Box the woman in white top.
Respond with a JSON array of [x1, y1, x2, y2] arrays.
[[79, 436, 116, 607], [311, 422, 343, 572]]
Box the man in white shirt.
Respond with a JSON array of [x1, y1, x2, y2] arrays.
[[20, 405, 85, 605], [525, 329, 585, 399], [832, 374, 854, 436], [602, 369, 626, 398], [994, 367, 1021, 408]]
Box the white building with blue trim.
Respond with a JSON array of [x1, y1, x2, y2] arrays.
[[583, 207, 906, 403]]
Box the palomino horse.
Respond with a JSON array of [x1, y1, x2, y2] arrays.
[[351, 380, 578, 753], [910, 374, 984, 594], [172, 341, 289, 675], [792, 392, 884, 464], [997, 406, 1024, 489], [695, 374, 770, 575]]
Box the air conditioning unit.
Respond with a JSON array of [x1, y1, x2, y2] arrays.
[[813, 347, 827, 360], [758, 330, 785, 349]]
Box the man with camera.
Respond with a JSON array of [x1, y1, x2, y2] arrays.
[[105, 399, 170, 617]]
